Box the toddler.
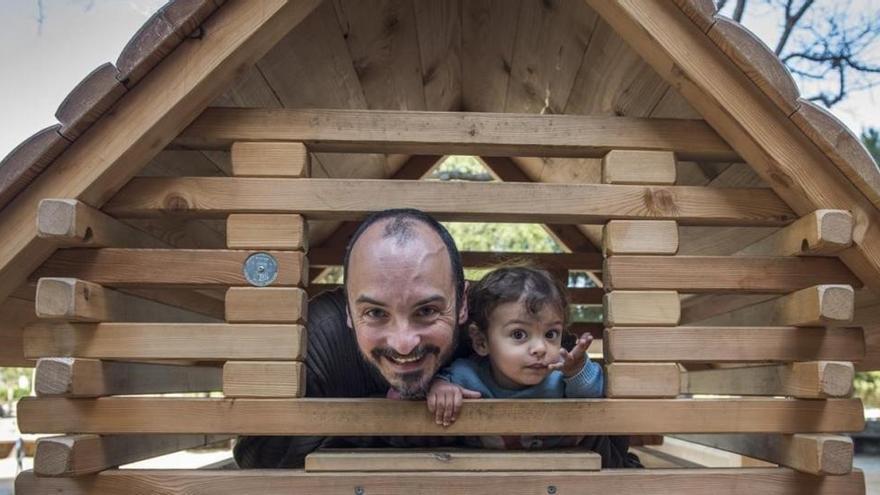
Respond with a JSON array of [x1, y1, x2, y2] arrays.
[[427, 266, 602, 449]]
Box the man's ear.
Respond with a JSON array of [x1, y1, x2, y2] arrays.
[[457, 281, 470, 326], [468, 325, 489, 357], [345, 306, 354, 329]]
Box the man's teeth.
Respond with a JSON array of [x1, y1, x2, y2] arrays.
[[390, 355, 423, 364]]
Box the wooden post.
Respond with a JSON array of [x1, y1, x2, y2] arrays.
[[604, 291, 681, 326], [223, 361, 306, 398], [605, 363, 681, 398], [231, 142, 310, 177], [602, 150, 677, 185], [693, 285, 854, 327], [683, 362, 854, 398], [36, 199, 167, 248]]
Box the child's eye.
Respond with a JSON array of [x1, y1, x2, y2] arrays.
[[545, 329, 561, 340], [511, 329, 527, 341]]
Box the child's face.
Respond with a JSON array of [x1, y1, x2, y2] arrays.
[[473, 300, 564, 390]]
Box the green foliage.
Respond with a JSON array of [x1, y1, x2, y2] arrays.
[[863, 128, 880, 166], [855, 371, 880, 409], [1, 367, 33, 410]]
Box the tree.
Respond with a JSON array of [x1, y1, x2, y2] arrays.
[[864, 128, 880, 164], [717, 0, 880, 107]]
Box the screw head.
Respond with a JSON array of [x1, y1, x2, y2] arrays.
[[354, 487, 365, 495], [547, 486, 557, 495]]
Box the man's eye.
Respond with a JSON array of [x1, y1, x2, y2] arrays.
[[546, 329, 561, 340], [511, 329, 527, 341], [365, 308, 387, 319], [416, 306, 439, 318]]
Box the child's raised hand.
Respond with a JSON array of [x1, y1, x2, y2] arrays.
[[427, 379, 481, 427], [549, 333, 593, 378]]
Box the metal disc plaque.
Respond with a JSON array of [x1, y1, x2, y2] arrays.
[[243, 252, 278, 287]]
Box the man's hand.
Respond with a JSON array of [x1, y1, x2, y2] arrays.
[[426, 379, 481, 427], [549, 333, 594, 378]]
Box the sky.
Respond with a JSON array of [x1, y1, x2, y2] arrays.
[[0, 0, 878, 160]]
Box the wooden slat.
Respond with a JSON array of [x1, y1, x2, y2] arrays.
[[230, 142, 310, 177], [13, 468, 867, 494], [16, 397, 865, 435], [308, 249, 603, 271], [36, 199, 166, 248], [684, 362, 855, 398], [24, 322, 306, 361], [34, 357, 221, 397], [737, 210, 853, 256], [36, 249, 308, 288], [604, 256, 861, 293], [34, 434, 218, 476], [225, 287, 306, 323], [604, 291, 681, 326], [35, 278, 212, 322], [305, 449, 600, 472], [605, 363, 681, 398], [0, 295, 39, 367], [175, 108, 738, 161], [676, 434, 853, 476], [605, 326, 864, 363], [0, 0, 324, 308], [223, 361, 305, 397], [226, 214, 308, 250], [694, 285, 854, 327], [602, 150, 677, 185], [105, 178, 794, 226], [603, 220, 679, 255]]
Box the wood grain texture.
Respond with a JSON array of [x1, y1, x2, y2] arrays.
[[309, 249, 603, 271], [0, 124, 69, 212], [604, 255, 861, 293], [106, 178, 794, 226], [671, 0, 717, 33], [602, 150, 677, 185], [226, 214, 308, 250], [736, 210, 853, 256], [16, 397, 865, 435], [605, 363, 681, 398], [0, 296, 39, 367], [603, 291, 681, 326], [693, 285, 854, 327], [24, 322, 306, 361], [14, 468, 866, 494], [55, 63, 127, 140], [605, 326, 864, 363], [305, 449, 600, 472], [175, 108, 738, 161], [460, 0, 520, 112], [414, 0, 462, 111], [684, 362, 855, 398], [223, 361, 305, 397], [603, 220, 679, 255], [36, 199, 168, 248], [35, 357, 221, 397], [230, 142, 310, 177], [36, 249, 308, 288], [225, 287, 307, 323]]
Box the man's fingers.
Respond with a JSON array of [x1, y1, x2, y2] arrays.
[[460, 387, 482, 399]]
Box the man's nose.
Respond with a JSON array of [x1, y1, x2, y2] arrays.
[[386, 321, 420, 356]]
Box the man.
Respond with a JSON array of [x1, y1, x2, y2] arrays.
[[234, 209, 638, 468]]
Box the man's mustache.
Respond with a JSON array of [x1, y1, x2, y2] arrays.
[[371, 344, 441, 362]]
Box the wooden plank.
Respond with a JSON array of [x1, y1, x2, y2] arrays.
[[604, 256, 862, 293], [603, 220, 679, 255], [34, 434, 219, 476], [604, 291, 680, 326], [602, 150, 677, 185], [460, 0, 520, 112], [737, 210, 853, 256], [305, 449, 601, 472], [55, 63, 127, 141], [175, 108, 738, 161], [35, 278, 212, 323], [0, 295, 39, 367], [223, 361, 305, 398], [694, 285, 855, 327], [230, 142, 310, 177], [24, 322, 306, 361], [34, 357, 221, 397], [225, 287, 307, 323], [414, 0, 462, 111], [226, 214, 308, 251], [605, 363, 681, 398], [118, 288, 225, 320], [106, 178, 794, 226], [309, 249, 603, 271], [605, 327, 864, 363], [36, 199, 167, 248], [16, 397, 865, 435], [0, 0, 323, 306], [13, 468, 867, 494], [685, 362, 855, 398], [36, 249, 308, 288], [676, 434, 853, 476]]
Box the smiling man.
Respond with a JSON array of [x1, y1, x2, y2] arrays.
[[233, 209, 639, 469]]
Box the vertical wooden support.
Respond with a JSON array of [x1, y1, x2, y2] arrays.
[[602, 150, 677, 185], [604, 291, 681, 327], [230, 142, 310, 177], [605, 363, 681, 398], [603, 220, 679, 256]]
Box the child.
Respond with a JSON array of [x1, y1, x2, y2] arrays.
[[427, 266, 602, 449]]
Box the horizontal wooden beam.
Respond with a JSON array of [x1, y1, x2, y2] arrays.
[[684, 362, 855, 398], [230, 141, 310, 177], [309, 249, 604, 271], [14, 468, 867, 494], [694, 285, 855, 327], [35, 249, 308, 288], [602, 150, 677, 185], [24, 322, 306, 361], [226, 214, 308, 250], [737, 210, 853, 256], [36, 199, 166, 248], [105, 178, 795, 226], [16, 397, 864, 435], [604, 291, 681, 326], [223, 361, 305, 398], [305, 449, 600, 472], [675, 434, 853, 476], [35, 278, 213, 322], [605, 363, 681, 398], [175, 108, 738, 161], [604, 256, 861, 293], [306, 284, 604, 305], [34, 434, 222, 477], [34, 357, 221, 397], [605, 326, 864, 363], [225, 287, 307, 323], [603, 220, 679, 255]]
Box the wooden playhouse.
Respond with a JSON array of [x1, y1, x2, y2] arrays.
[[2, 0, 879, 492]]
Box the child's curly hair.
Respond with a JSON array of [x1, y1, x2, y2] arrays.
[[467, 266, 569, 335]]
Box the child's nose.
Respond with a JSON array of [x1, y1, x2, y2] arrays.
[[530, 340, 546, 356]]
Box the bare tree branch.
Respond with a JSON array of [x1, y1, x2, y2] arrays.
[[732, 0, 748, 22], [775, 0, 815, 55]]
